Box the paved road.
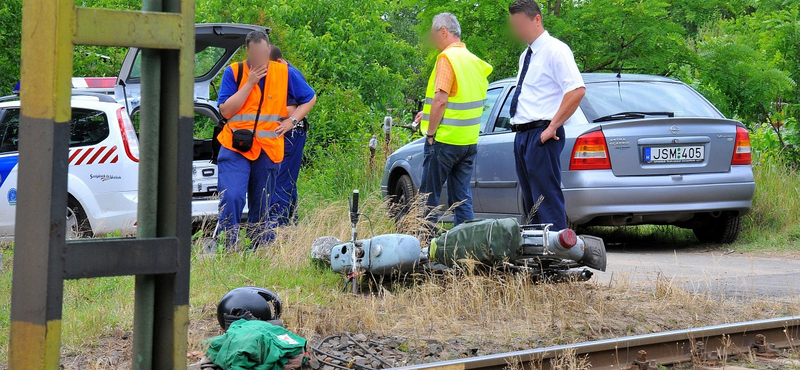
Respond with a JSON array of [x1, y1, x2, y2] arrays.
[[594, 248, 800, 299]]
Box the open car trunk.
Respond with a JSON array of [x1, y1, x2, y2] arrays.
[[115, 23, 268, 110], [117, 23, 269, 201]]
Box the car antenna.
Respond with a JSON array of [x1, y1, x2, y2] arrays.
[[615, 70, 622, 78]]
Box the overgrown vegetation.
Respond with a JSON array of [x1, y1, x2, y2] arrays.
[[2, 0, 798, 161]]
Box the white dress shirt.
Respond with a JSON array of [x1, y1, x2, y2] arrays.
[[511, 31, 585, 124]]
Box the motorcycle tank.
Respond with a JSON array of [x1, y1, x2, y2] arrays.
[[330, 234, 422, 275]]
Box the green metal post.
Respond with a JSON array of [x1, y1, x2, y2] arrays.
[[132, 43, 162, 370], [131, 0, 162, 366], [151, 0, 194, 367]]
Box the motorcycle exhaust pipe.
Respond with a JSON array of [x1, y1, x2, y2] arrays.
[[546, 229, 607, 272], [551, 268, 594, 282]]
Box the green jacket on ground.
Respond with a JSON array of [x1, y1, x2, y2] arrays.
[[204, 319, 307, 370]]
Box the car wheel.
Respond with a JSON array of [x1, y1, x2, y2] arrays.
[[67, 198, 93, 239], [692, 213, 742, 244], [390, 174, 415, 221]]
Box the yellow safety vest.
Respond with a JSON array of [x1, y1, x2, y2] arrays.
[[421, 46, 493, 146]]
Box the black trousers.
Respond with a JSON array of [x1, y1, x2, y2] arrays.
[[513, 126, 567, 229]]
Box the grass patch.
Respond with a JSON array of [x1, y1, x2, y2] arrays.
[[737, 158, 800, 252]]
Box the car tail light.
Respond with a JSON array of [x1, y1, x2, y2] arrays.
[[116, 107, 139, 162], [570, 130, 611, 170], [731, 126, 751, 165]]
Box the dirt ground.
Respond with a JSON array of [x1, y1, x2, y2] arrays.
[[598, 248, 800, 299]]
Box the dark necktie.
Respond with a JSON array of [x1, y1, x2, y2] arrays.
[[509, 47, 532, 118]]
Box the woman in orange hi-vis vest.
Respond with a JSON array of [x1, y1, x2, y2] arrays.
[[216, 31, 316, 249]]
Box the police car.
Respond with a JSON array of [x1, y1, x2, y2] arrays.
[[0, 86, 140, 240]]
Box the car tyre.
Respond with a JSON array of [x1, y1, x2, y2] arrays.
[[390, 174, 415, 221], [67, 198, 93, 239], [692, 213, 741, 244]]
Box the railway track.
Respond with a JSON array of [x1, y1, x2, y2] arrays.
[[396, 316, 800, 370]]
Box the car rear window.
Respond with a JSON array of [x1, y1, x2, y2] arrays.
[[0, 108, 110, 153], [129, 46, 227, 79], [581, 81, 722, 121]]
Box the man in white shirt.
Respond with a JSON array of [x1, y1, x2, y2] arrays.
[[508, 0, 585, 229]]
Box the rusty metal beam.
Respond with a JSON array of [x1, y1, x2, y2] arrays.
[[63, 238, 179, 279], [73, 7, 183, 49], [396, 316, 800, 370]]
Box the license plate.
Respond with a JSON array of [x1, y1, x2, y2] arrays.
[[644, 146, 704, 164]]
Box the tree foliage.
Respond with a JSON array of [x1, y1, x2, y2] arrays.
[[0, 0, 21, 96], [0, 0, 797, 160]]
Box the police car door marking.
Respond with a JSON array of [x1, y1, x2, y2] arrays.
[[69, 148, 83, 164], [68, 146, 118, 166], [74, 147, 95, 165], [98, 146, 117, 164], [0, 155, 18, 188], [86, 146, 107, 165]]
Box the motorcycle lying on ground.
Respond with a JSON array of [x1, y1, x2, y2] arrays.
[[311, 190, 608, 294]]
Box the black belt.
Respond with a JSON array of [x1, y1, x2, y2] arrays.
[[511, 120, 551, 133]]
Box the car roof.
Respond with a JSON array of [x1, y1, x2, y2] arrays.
[[490, 73, 681, 87]]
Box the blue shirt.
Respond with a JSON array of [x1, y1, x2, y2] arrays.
[[217, 62, 315, 107]]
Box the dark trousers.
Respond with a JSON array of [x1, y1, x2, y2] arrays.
[[270, 129, 306, 227], [513, 126, 567, 229], [419, 141, 477, 226], [216, 147, 279, 248]]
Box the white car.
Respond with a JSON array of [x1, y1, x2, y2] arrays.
[[0, 93, 140, 240], [0, 24, 266, 241]]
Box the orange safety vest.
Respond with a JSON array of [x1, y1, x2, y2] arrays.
[[217, 60, 289, 162]]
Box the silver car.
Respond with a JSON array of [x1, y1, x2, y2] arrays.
[[381, 73, 755, 243]]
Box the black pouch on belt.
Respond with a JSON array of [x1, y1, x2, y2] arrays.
[[231, 128, 254, 152]]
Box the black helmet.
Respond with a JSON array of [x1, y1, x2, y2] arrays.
[[217, 287, 282, 330]]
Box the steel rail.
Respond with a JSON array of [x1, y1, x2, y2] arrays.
[[395, 316, 800, 370]]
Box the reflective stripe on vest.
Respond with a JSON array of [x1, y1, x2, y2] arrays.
[[420, 46, 492, 146], [228, 128, 282, 139], [229, 114, 284, 122], [420, 114, 481, 127], [423, 98, 485, 111]]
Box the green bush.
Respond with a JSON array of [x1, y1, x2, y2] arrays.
[[751, 113, 800, 165]]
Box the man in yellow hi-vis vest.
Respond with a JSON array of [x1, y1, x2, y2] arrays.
[[414, 12, 493, 231]]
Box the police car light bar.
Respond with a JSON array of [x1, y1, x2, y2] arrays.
[[13, 77, 117, 94], [72, 77, 117, 90]]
